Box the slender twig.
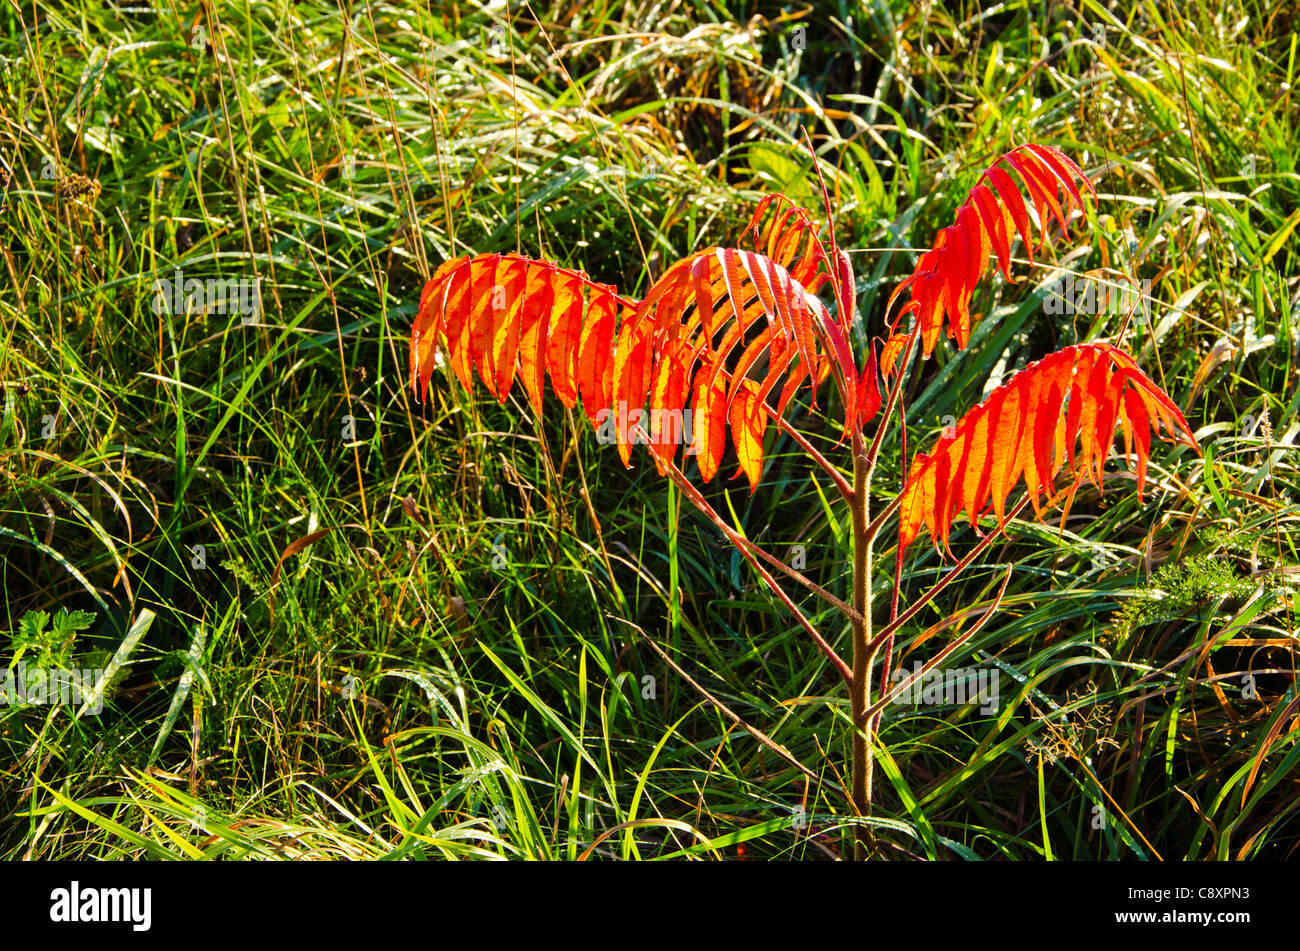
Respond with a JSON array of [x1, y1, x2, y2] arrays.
[[619, 617, 843, 799], [889, 347, 910, 625], [731, 532, 861, 623], [863, 488, 906, 541], [664, 433, 858, 620]]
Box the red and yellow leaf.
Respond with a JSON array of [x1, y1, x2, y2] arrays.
[[897, 342, 1198, 557], [576, 286, 616, 426], [546, 270, 584, 407], [490, 257, 529, 401], [742, 194, 832, 294], [857, 342, 881, 427], [648, 340, 691, 473], [883, 144, 1096, 375], [410, 243, 856, 491], [517, 265, 556, 414]]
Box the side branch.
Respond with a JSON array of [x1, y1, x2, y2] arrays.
[[659, 450, 854, 685], [866, 496, 1031, 656], [771, 412, 853, 502], [861, 564, 1012, 725], [865, 330, 917, 469]]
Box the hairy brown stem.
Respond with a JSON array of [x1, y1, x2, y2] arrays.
[[849, 429, 874, 859], [843, 325, 920, 859]]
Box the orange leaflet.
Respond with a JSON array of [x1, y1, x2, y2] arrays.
[[648, 341, 691, 474], [691, 361, 728, 483], [576, 286, 616, 427], [410, 256, 465, 399], [517, 264, 556, 414], [490, 256, 529, 401], [545, 270, 583, 407], [728, 380, 768, 492]]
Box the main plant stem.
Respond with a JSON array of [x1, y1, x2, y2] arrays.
[[849, 430, 874, 860]]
